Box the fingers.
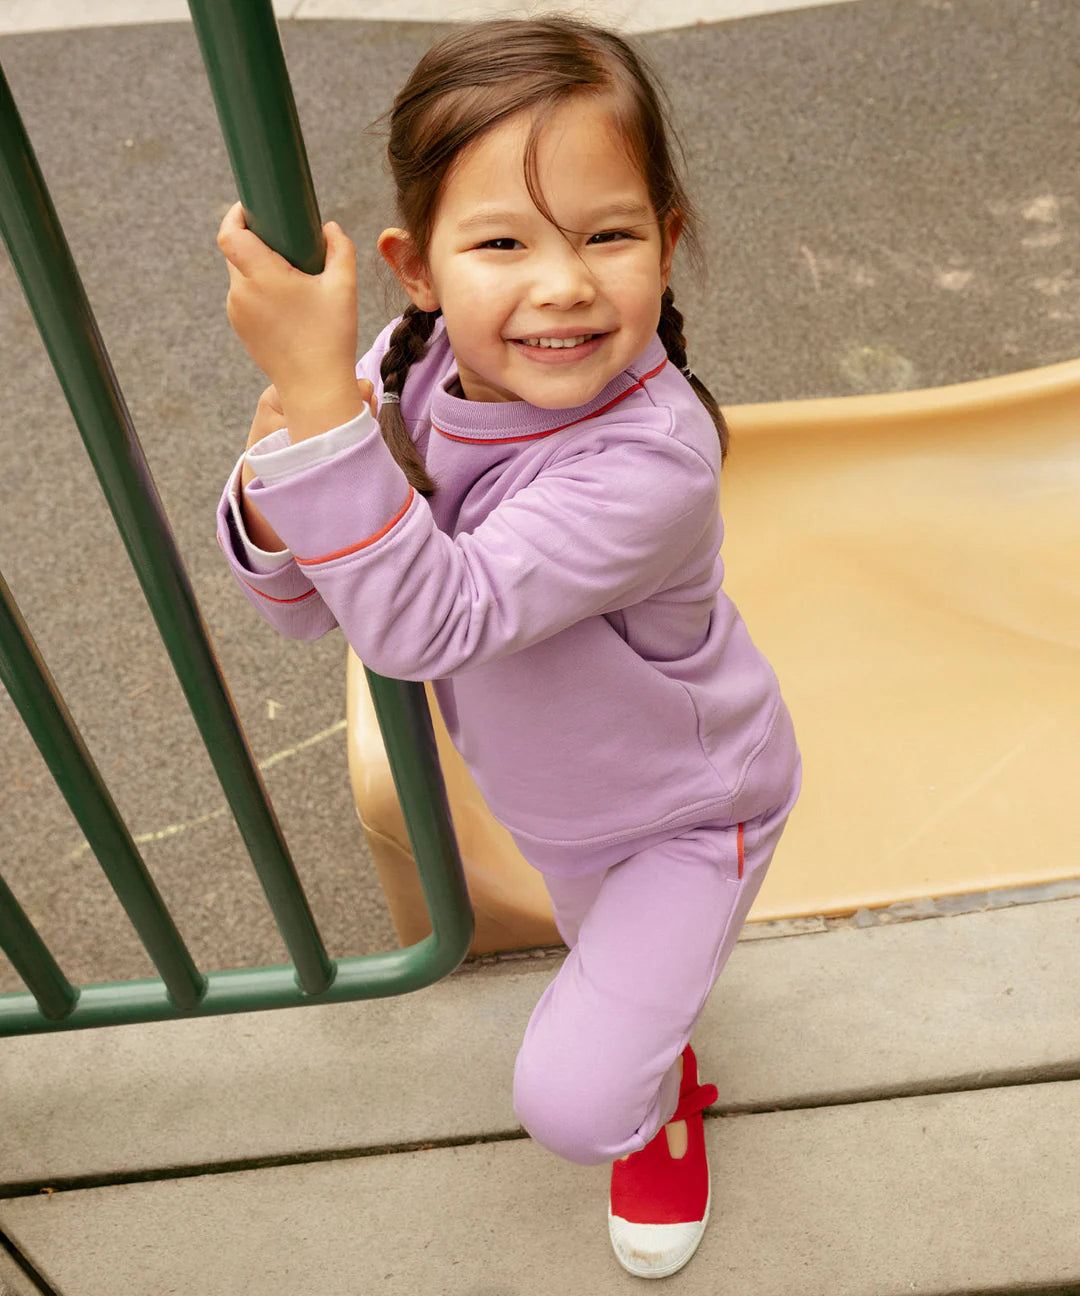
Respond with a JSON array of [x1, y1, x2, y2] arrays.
[[260, 383, 285, 416], [323, 220, 357, 274], [216, 201, 250, 273], [219, 203, 355, 282], [217, 201, 289, 278], [356, 377, 376, 418], [247, 384, 288, 449]]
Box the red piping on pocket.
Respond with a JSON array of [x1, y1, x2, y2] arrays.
[[737, 822, 745, 880]]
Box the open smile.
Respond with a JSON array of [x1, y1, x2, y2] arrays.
[[508, 332, 607, 363], [517, 333, 597, 348]]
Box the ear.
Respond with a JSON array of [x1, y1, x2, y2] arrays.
[[378, 228, 440, 312], [660, 212, 683, 290]]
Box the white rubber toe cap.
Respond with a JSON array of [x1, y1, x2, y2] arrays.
[[608, 1197, 710, 1280]]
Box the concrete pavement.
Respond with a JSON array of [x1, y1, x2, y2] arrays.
[[2, 896, 1079, 1292]]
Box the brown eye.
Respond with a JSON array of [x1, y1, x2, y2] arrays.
[[588, 230, 632, 244], [478, 238, 522, 251]]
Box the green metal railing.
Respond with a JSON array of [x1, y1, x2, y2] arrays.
[[0, 1, 473, 1036]]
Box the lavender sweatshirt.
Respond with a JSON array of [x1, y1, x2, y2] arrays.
[[217, 320, 799, 876]]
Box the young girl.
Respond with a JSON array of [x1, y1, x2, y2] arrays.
[[216, 16, 799, 1280]]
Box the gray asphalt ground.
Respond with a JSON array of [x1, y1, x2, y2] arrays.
[[1, 0, 1078, 992]]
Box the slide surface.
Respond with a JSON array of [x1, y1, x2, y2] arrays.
[[725, 359, 1079, 918], [348, 359, 1080, 940]]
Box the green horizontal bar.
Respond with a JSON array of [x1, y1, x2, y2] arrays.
[[0, 872, 79, 1021], [0, 571, 206, 1012], [0, 54, 334, 998], [0, 934, 465, 1035]]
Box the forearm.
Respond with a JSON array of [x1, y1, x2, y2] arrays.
[[244, 416, 718, 683], [237, 375, 367, 551], [239, 457, 287, 553], [216, 462, 337, 642]]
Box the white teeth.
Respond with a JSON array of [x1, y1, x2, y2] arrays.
[[519, 334, 594, 349]]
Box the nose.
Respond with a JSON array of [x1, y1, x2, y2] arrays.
[[529, 242, 596, 310]]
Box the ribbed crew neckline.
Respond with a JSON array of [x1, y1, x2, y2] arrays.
[[428, 335, 669, 442]]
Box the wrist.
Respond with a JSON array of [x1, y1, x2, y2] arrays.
[[278, 376, 365, 444], [276, 369, 358, 410]]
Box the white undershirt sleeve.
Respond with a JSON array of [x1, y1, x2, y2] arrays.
[[244, 409, 375, 484], [229, 408, 376, 572]]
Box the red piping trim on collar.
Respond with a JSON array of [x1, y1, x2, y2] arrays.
[[433, 358, 668, 445]]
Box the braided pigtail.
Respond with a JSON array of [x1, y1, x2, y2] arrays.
[[657, 287, 729, 462], [378, 305, 441, 496]]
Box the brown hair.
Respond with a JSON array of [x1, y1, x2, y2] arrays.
[[377, 16, 728, 496]]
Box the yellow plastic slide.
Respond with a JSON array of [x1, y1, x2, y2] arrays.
[[347, 360, 1080, 953]]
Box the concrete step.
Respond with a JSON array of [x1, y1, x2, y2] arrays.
[[2, 1079, 1078, 1296], [3, 897, 1079, 1190]]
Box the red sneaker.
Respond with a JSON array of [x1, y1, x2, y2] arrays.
[[608, 1044, 718, 1279]]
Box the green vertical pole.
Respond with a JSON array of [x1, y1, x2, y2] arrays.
[[0, 872, 78, 1021], [0, 570, 206, 1010], [0, 57, 335, 997], [188, 0, 474, 967], [187, 0, 324, 272]]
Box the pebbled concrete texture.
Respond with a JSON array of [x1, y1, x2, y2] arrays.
[[3, 1082, 1080, 1296], [0, 1250, 40, 1296], [3, 897, 1078, 1187], [1, 0, 1079, 992], [1, 855, 1078, 1288]]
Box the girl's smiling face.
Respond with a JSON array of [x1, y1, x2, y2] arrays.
[[380, 96, 680, 408]]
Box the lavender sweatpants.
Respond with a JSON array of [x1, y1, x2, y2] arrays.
[[512, 771, 800, 1167]]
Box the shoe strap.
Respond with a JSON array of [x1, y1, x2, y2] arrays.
[[671, 1081, 718, 1123]]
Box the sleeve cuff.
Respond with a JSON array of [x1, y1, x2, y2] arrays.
[[244, 407, 376, 486], [243, 410, 415, 566], [226, 457, 293, 574]]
